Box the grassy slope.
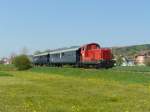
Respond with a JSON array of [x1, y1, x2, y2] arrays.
[[112, 44, 150, 57], [0, 67, 150, 111]]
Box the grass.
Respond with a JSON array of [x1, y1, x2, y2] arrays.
[[112, 66, 150, 72], [0, 64, 16, 71], [0, 66, 150, 111], [0, 71, 13, 77], [31, 67, 150, 84]]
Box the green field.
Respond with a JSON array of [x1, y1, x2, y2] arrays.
[[0, 65, 150, 112]]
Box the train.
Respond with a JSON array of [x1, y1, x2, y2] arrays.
[[33, 43, 115, 68]]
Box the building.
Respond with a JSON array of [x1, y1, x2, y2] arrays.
[[0, 58, 11, 65], [135, 51, 150, 66]]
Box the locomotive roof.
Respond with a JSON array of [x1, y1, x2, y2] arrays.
[[81, 43, 100, 48], [34, 46, 80, 56]]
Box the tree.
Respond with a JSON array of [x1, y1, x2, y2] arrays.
[[34, 50, 41, 55], [21, 47, 29, 55], [9, 52, 17, 64], [116, 55, 124, 66], [12, 55, 32, 70]]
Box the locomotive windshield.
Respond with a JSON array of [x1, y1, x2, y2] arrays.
[[87, 44, 100, 50]]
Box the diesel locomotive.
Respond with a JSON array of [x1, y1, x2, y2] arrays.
[[33, 43, 115, 68]]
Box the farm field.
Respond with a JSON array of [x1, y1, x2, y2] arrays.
[[0, 66, 150, 112]]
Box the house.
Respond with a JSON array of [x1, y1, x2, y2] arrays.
[[0, 58, 11, 65], [135, 50, 150, 66], [135, 55, 145, 65]]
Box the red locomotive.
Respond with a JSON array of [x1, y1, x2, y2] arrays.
[[78, 43, 114, 68], [33, 43, 115, 68]]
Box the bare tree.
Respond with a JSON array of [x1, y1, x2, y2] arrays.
[[9, 52, 17, 64], [34, 50, 41, 55], [21, 47, 29, 55]]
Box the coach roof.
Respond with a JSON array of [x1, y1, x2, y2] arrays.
[[34, 52, 49, 57], [49, 46, 80, 54], [34, 46, 80, 57]]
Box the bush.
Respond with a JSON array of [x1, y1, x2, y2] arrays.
[[12, 55, 32, 70]]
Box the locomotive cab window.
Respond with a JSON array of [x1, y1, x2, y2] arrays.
[[89, 44, 100, 50], [87, 46, 91, 50]]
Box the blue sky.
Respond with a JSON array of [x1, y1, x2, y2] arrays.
[[0, 0, 149, 57]]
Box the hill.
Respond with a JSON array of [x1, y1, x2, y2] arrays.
[[112, 44, 150, 58]]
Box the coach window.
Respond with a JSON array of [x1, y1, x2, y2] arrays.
[[54, 54, 59, 58], [62, 52, 65, 56]]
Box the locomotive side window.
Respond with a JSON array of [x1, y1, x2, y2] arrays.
[[81, 48, 85, 52]]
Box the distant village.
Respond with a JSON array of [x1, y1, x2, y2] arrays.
[[115, 50, 150, 66]]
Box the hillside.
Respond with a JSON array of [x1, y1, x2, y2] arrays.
[[112, 44, 150, 58]]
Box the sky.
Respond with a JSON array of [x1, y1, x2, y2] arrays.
[[0, 0, 149, 57]]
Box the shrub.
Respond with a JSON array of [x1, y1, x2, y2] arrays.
[[116, 55, 124, 66], [12, 55, 32, 70]]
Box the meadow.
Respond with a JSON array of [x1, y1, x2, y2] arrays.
[[0, 65, 150, 112]]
